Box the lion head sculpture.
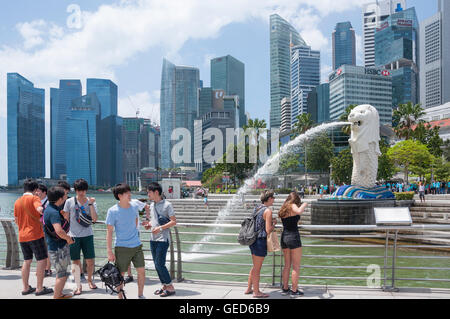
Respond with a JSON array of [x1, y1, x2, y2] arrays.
[[348, 104, 381, 156]]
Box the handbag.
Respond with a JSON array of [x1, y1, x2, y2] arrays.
[[74, 197, 93, 228], [154, 202, 170, 226], [267, 231, 281, 252]]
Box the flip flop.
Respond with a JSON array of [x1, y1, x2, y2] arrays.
[[244, 290, 253, 295], [35, 287, 53, 296], [253, 293, 269, 298], [73, 288, 82, 296], [160, 290, 176, 297], [57, 294, 73, 299], [22, 286, 36, 296], [88, 282, 98, 290]]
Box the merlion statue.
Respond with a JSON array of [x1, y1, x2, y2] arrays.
[[348, 105, 381, 188]]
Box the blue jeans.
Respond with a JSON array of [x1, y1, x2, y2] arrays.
[[150, 240, 172, 285]]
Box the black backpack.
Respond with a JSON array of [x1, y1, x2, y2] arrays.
[[237, 205, 266, 246], [95, 262, 126, 299]]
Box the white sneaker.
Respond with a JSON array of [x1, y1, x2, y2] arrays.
[[138, 295, 146, 299]]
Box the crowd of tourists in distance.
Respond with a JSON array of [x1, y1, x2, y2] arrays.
[[13, 179, 176, 299]]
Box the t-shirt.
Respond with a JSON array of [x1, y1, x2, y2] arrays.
[[14, 193, 44, 243], [131, 199, 147, 232], [150, 199, 175, 242], [43, 204, 68, 251], [106, 202, 141, 248], [63, 197, 97, 238]]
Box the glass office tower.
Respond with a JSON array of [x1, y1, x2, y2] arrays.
[[290, 45, 320, 126], [270, 14, 306, 128], [160, 59, 200, 169], [87, 79, 118, 120], [7, 73, 45, 186], [211, 55, 246, 127], [375, 7, 419, 107], [332, 22, 356, 70], [51, 80, 82, 179], [65, 93, 100, 185]]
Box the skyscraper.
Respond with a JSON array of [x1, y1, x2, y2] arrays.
[[65, 93, 100, 185], [51, 80, 82, 179], [332, 22, 356, 70], [363, 0, 407, 67], [290, 45, 320, 126], [307, 84, 330, 125], [420, 0, 450, 108], [7, 73, 45, 186], [270, 14, 306, 128], [211, 55, 246, 127], [160, 59, 200, 169], [280, 97, 292, 133], [375, 7, 419, 108], [98, 115, 123, 187], [87, 79, 118, 119]]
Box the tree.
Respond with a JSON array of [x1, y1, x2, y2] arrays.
[[279, 153, 300, 188], [443, 140, 450, 162], [387, 140, 433, 184], [292, 113, 315, 138], [331, 148, 353, 185], [413, 123, 444, 158], [377, 140, 396, 181], [433, 157, 450, 181], [339, 104, 357, 136], [306, 133, 334, 174], [392, 102, 425, 140]]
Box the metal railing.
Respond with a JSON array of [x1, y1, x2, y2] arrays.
[[1, 218, 450, 291]]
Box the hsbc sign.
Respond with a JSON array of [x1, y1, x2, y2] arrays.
[[365, 69, 391, 77]]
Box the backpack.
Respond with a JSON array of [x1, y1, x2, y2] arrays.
[[95, 262, 126, 299], [237, 205, 266, 246]]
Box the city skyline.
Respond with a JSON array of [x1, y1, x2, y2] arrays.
[[0, 0, 441, 185]]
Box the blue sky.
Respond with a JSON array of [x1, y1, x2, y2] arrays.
[[0, 0, 437, 185]]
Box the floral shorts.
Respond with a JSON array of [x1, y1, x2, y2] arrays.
[[48, 245, 71, 278]]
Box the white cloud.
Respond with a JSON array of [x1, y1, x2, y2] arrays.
[[118, 91, 160, 126]]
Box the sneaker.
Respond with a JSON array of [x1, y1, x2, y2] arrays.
[[124, 276, 134, 284], [281, 287, 290, 296], [138, 295, 146, 299], [290, 290, 304, 298]]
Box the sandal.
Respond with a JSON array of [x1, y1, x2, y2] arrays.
[[253, 293, 269, 298], [244, 290, 253, 295], [88, 282, 98, 290], [160, 290, 176, 297], [22, 285, 36, 296], [154, 288, 164, 295], [57, 294, 73, 299], [73, 287, 82, 296], [35, 286, 53, 296]]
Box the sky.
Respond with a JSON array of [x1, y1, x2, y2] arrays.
[[0, 0, 438, 185]]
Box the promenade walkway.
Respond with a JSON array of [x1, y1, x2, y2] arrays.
[[1, 269, 449, 299]]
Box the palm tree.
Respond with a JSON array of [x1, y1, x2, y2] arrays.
[[292, 113, 315, 138], [339, 104, 357, 136], [393, 102, 425, 140]]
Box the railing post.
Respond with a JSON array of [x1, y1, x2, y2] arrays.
[[174, 227, 183, 282], [383, 230, 399, 292], [169, 229, 175, 280], [383, 230, 389, 290], [1, 221, 20, 270], [271, 252, 276, 286]]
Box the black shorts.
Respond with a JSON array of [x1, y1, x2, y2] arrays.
[[20, 237, 48, 261], [281, 231, 302, 250]]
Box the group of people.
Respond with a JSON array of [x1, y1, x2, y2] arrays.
[[246, 190, 307, 298], [14, 179, 176, 299]]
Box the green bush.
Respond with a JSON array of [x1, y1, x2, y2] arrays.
[[394, 192, 415, 200]]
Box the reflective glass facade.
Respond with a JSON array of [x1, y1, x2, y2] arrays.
[[160, 59, 200, 169], [7, 73, 45, 186], [65, 93, 100, 185], [211, 55, 246, 127], [290, 45, 320, 126], [87, 79, 118, 120], [98, 115, 123, 187], [270, 14, 305, 128], [375, 7, 419, 107], [51, 80, 82, 179], [332, 22, 356, 70]]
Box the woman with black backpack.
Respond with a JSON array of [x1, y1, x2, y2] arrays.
[[245, 190, 277, 298]]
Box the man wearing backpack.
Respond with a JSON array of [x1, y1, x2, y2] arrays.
[[44, 186, 74, 299], [14, 179, 53, 297]]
